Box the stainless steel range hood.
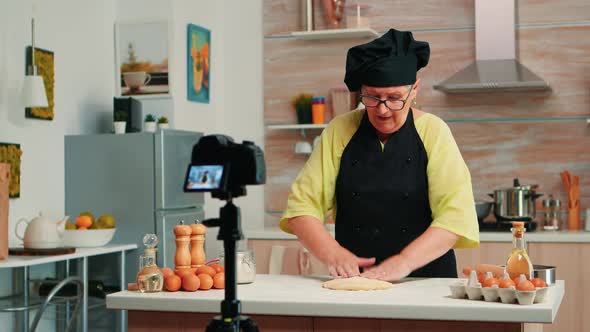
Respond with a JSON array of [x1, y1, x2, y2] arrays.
[[433, 0, 550, 93]]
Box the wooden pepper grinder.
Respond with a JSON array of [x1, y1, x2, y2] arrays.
[[190, 221, 207, 268], [173, 221, 192, 273]]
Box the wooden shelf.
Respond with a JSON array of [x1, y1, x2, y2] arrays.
[[290, 28, 379, 40]]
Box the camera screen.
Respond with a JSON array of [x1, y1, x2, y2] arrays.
[[185, 165, 225, 191]]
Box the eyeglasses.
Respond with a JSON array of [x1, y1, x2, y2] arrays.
[[359, 85, 413, 112]]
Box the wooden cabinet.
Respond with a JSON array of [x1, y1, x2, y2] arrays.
[[528, 243, 590, 332]]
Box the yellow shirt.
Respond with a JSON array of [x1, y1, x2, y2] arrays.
[[279, 109, 479, 249]]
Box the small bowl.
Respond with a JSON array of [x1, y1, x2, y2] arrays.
[[516, 290, 536, 305], [466, 285, 483, 300], [63, 228, 116, 247], [482, 287, 500, 302], [449, 281, 467, 299], [534, 287, 548, 303], [498, 287, 517, 304]]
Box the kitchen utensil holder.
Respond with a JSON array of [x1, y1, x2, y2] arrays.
[[567, 206, 580, 230]]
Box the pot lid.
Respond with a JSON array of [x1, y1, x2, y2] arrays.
[[496, 178, 539, 191]]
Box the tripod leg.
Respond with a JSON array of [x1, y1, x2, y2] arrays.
[[239, 316, 260, 332]]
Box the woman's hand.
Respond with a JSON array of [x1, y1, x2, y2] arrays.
[[324, 245, 376, 278], [361, 254, 412, 281]]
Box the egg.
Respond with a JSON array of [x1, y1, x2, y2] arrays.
[[477, 273, 486, 285], [165, 275, 181, 292], [210, 264, 224, 274], [213, 272, 225, 289], [483, 277, 499, 288], [182, 274, 200, 292], [516, 280, 535, 292], [160, 267, 174, 279], [531, 278, 547, 288], [499, 278, 516, 289], [198, 273, 214, 290], [196, 265, 217, 278]]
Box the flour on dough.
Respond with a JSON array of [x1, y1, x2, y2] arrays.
[[322, 276, 393, 291]]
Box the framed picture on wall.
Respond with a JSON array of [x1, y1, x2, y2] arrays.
[[115, 20, 170, 97], [0, 143, 23, 198], [25, 47, 54, 120], [187, 24, 210, 103]]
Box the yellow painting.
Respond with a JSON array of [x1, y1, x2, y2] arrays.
[[0, 143, 23, 198], [26, 47, 54, 120]]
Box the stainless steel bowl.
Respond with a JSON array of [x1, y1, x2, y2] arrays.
[[533, 265, 556, 285], [475, 201, 493, 221]]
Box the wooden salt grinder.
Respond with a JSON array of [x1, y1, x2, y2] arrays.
[[190, 222, 207, 268], [173, 222, 192, 271]]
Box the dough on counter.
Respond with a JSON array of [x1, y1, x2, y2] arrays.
[[322, 277, 393, 291]]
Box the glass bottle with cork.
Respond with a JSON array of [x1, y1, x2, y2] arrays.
[[136, 233, 164, 293], [505, 221, 534, 280]]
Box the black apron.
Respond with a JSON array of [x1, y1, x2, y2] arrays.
[[335, 110, 457, 277]]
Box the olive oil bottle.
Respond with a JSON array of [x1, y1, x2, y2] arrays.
[[505, 222, 533, 280]]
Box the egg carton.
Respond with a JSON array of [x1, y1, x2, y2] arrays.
[[449, 279, 548, 305]]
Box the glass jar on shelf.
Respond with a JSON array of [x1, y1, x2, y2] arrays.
[[542, 195, 562, 231], [345, 3, 371, 29]]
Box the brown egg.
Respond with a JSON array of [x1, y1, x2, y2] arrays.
[[165, 275, 181, 292], [182, 274, 200, 292], [175, 268, 194, 279], [516, 280, 535, 292], [196, 265, 216, 278], [477, 273, 486, 285], [531, 278, 547, 288], [198, 273, 213, 290], [213, 272, 225, 289], [483, 277, 499, 288], [160, 267, 174, 279], [209, 264, 224, 274], [499, 278, 516, 289]]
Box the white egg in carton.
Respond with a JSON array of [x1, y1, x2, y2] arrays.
[[449, 271, 548, 305]]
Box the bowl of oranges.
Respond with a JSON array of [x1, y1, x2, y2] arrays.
[[63, 212, 116, 247]]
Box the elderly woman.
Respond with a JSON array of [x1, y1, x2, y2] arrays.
[[279, 29, 479, 280]]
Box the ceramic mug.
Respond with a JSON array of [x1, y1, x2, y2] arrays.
[[123, 71, 151, 89], [294, 141, 313, 155]]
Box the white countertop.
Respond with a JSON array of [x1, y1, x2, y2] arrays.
[[0, 243, 138, 268], [245, 226, 590, 243], [107, 275, 564, 323]]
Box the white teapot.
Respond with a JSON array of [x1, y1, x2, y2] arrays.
[[15, 213, 68, 249]]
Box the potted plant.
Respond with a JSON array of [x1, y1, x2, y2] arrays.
[[157, 116, 169, 130], [144, 114, 157, 132], [113, 111, 127, 134], [292, 93, 313, 124]]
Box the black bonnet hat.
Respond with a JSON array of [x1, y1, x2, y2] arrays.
[[344, 29, 430, 92]]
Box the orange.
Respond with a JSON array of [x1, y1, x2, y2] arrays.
[[213, 272, 225, 289], [196, 265, 216, 278], [182, 274, 200, 292], [165, 275, 181, 292], [198, 273, 213, 290], [175, 269, 193, 279], [209, 264, 224, 274], [75, 215, 92, 229], [160, 268, 174, 279]]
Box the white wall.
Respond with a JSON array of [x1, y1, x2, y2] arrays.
[[0, 0, 117, 329], [0, 0, 264, 322]]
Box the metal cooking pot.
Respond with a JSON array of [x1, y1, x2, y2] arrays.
[[489, 178, 543, 221]]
